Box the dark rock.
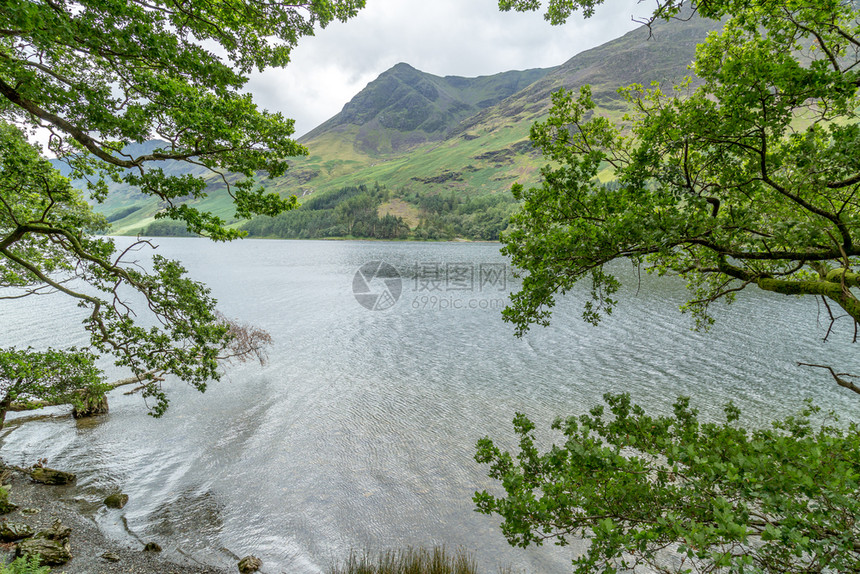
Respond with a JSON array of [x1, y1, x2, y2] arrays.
[[73, 393, 109, 418], [238, 555, 262, 573], [104, 492, 129, 509], [101, 551, 122, 562], [17, 536, 72, 565], [36, 519, 71, 541], [143, 541, 162, 552], [0, 522, 34, 542], [29, 467, 76, 485]]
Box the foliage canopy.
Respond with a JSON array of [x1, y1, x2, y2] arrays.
[[479, 1, 860, 572], [0, 0, 363, 415], [0, 346, 108, 424], [499, 0, 860, 385], [475, 394, 860, 574]]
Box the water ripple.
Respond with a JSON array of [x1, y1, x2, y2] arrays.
[[1, 238, 857, 573]]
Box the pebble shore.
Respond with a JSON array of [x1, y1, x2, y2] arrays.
[[1, 468, 232, 574]]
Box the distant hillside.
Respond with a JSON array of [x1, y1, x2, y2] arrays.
[[455, 13, 717, 136], [304, 63, 553, 155], [252, 13, 720, 203], [86, 13, 722, 238], [53, 140, 221, 233]]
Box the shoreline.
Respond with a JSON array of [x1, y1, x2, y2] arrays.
[[102, 233, 503, 244], [0, 466, 232, 574]]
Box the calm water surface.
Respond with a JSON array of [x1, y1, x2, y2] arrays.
[[1, 238, 857, 573]]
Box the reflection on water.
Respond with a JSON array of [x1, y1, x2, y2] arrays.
[[0, 238, 857, 573]]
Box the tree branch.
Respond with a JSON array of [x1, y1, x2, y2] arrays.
[[797, 362, 860, 396]]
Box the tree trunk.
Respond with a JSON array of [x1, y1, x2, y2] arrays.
[[72, 392, 108, 418], [0, 392, 11, 430]]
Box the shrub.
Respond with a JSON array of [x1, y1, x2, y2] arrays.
[[0, 556, 50, 574]]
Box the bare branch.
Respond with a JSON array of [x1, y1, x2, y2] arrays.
[[798, 362, 860, 395]]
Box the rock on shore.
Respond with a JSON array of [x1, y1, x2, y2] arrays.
[[0, 468, 232, 573]]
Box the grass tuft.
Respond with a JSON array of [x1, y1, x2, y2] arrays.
[[329, 546, 479, 574]]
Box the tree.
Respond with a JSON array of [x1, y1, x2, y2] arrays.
[[499, 0, 860, 394], [476, 1, 860, 572], [0, 0, 364, 415], [475, 393, 860, 574], [0, 346, 108, 427]]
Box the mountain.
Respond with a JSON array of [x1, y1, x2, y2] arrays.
[[256, 12, 719, 201], [304, 63, 553, 155], [90, 13, 722, 237], [454, 13, 716, 136]]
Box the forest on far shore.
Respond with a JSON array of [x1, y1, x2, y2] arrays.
[[236, 184, 518, 241]]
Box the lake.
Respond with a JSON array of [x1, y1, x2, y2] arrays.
[[1, 238, 857, 573]]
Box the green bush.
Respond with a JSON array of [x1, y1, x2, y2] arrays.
[[475, 394, 860, 574], [0, 556, 50, 574], [0, 485, 15, 514]]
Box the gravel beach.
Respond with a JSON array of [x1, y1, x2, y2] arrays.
[[0, 467, 233, 574]]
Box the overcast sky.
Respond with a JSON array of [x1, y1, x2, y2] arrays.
[[248, 0, 645, 138]]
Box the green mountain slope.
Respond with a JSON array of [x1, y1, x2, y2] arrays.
[[254, 13, 719, 206], [304, 63, 553, 155], [53, 140, 221, 234], [95, 14, 721, 237]]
